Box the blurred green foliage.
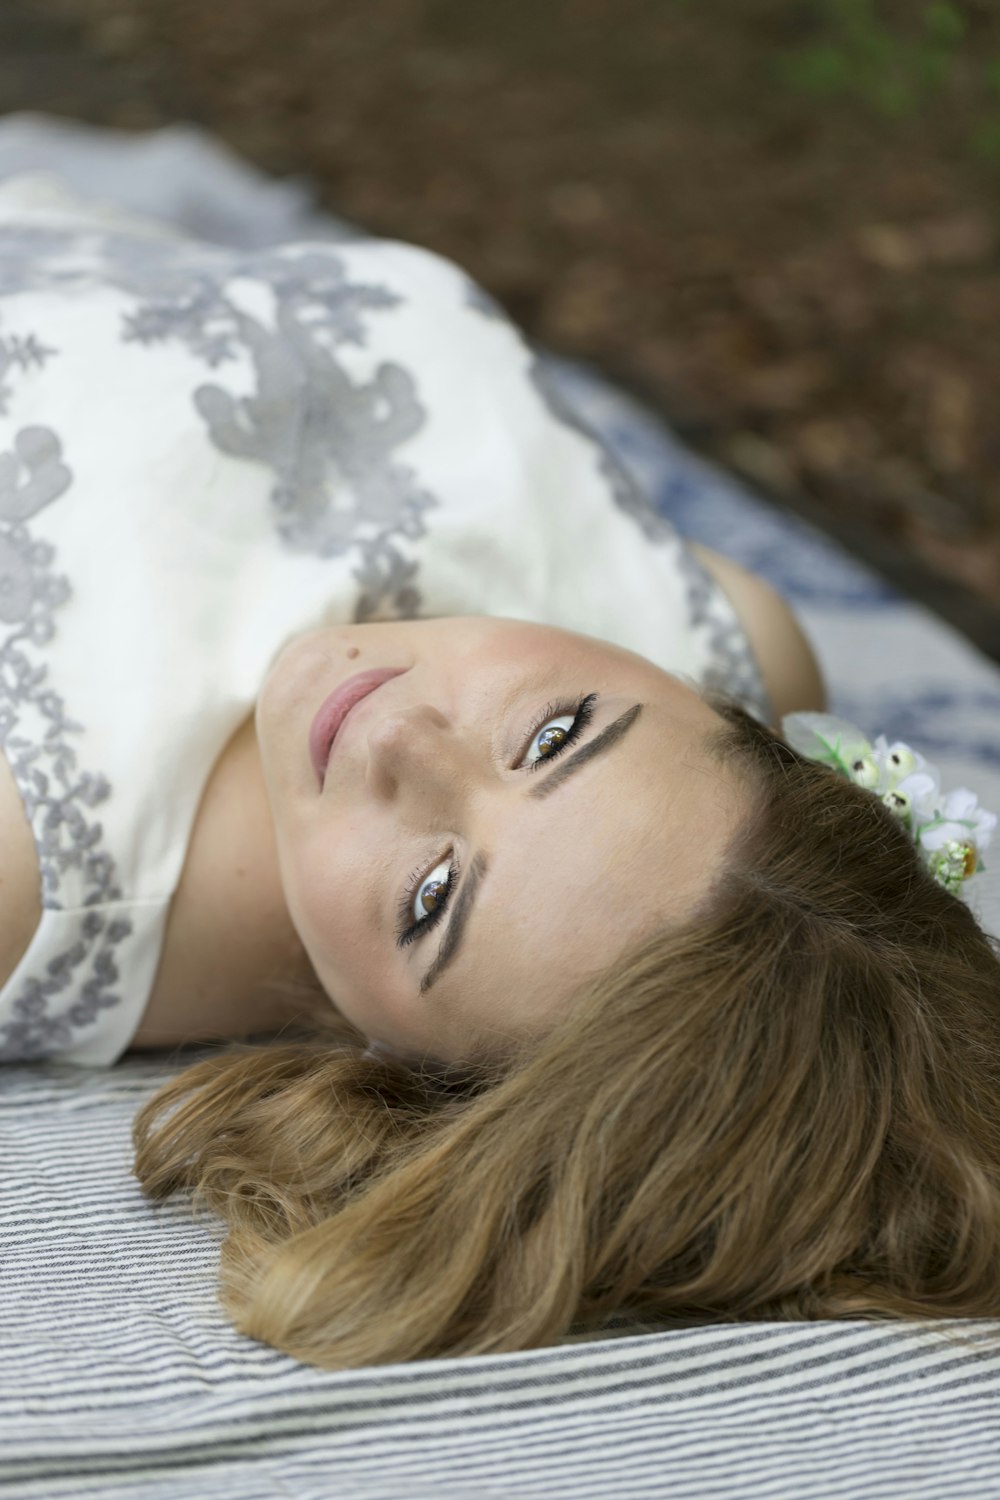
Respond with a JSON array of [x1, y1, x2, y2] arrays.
[[778, 1, 1000, 160]]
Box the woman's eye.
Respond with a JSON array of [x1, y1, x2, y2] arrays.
[[522, 713, 576, 767], [410, 857, 452, 928], [397, 854, 455, 949], [519, 693, 597, 773]]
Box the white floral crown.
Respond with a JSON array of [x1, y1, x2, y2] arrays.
[[781, 712, 997, 897]]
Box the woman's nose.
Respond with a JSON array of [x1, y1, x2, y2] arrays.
[[364, 702, 458, 801]]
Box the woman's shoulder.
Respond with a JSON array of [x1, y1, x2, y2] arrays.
[[688, 542, 827, 723]]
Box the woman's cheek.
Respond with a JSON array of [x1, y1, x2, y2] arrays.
[[297, 861, 352, 971]]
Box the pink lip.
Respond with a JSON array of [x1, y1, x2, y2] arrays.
[[309, 667, 409, 788]]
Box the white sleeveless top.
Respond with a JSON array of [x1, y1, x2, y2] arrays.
[[0, 173, 771, 1067]]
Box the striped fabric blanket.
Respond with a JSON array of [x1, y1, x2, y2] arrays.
[[2, 116, 1000, 1500]]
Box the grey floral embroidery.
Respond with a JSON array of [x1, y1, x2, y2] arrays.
[[0, 424, 70, 524], [673, 542, 774, 725], [529, 353, 678, 547], [0, 329, 54, 417], [114, 243, 436, 620], [527, 351, 773, 723], [0, 325, 133, 1061], [4, 227, 438, 615]]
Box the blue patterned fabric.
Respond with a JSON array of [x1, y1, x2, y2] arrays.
[[2, 114, 1000, 1500]]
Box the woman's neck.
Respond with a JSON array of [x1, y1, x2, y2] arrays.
[[128, 711, 322, 1053]]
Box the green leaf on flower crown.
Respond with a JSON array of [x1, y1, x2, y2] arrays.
[[780, 712, 873, 780]]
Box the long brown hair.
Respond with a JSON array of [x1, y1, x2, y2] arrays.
[[132, 692, 1000, 1369]]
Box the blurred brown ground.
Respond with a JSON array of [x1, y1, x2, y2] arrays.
[[4, 0, 1000, 658]]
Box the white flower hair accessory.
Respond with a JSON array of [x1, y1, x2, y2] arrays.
[[781, 712, 997, 897]]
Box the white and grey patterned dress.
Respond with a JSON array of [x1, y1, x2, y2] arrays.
[[0, 172, 771, 1067]]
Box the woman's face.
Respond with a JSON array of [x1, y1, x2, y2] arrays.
[[256, 616, 744, 1066]]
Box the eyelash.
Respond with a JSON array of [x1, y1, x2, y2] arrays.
[[395, 692, 599, 948]]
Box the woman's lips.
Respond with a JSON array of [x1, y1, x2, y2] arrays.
[[309, 667, 409, 788]]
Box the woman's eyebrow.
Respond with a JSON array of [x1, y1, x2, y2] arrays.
[[418, 702, 644, 994], [526, 701, 643, 800]]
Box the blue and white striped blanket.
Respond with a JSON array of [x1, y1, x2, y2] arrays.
[[2, 116, 1000, 1500]]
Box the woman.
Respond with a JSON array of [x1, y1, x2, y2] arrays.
[[0, 169, 812, 1066], [129, 592, 825, 1063], [3, 172, 1000, 1372]]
